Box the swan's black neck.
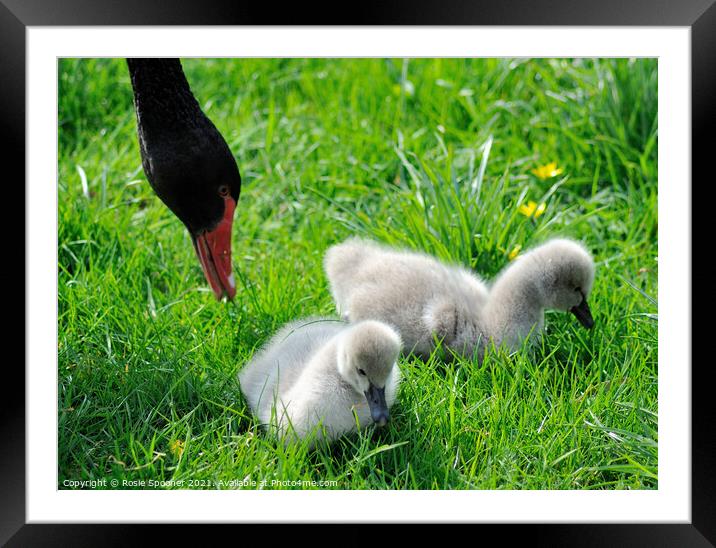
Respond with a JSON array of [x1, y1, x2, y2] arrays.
[[127, 58, 205, 130]]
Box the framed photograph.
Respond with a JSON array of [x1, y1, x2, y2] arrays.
[[9, 0, 711, 544]]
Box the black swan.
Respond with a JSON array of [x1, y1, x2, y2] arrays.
[[127, 58, 241, 300]]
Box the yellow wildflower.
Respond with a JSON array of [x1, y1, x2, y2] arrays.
[[508, 245, 522, 260], [518, 201, 547, 219], [531, 162, 564, 181], [169, 439, 185, 458]]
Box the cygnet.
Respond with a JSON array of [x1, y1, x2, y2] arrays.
[[324, 238, 595, 360], [238, 317, 402, 445]]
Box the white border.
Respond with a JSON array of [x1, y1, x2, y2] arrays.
[[27, 27, 691, 523]]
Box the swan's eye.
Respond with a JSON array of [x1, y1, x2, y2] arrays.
[[218, 185, 230, 197], [358, 369, 366, 376], [575, 286, 582, 292]]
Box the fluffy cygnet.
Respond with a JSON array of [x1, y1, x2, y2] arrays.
[[324, 238, 595, 360], [324, 239, 489, 357], [238, 317, 402, 445]]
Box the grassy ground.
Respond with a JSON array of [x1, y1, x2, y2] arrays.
[[58, 58, 658, 489]]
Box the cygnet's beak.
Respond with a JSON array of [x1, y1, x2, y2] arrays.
[[364, 384, 389, 427], [571, 295, 594, 329]]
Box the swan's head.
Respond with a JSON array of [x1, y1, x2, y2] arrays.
[[528, 239, 596, 328], [127, 58, 242, 301], [337, 321, 402, 426]]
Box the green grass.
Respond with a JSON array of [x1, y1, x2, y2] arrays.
[[58, 58, 658, 489]]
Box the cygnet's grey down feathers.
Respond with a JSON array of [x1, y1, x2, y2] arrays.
[[324, 239, 489, 357], [324, 237, 595, 360], [238, 317, 402, 445]]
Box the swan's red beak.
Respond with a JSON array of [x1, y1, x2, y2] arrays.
[[193, 196, 236, 300]]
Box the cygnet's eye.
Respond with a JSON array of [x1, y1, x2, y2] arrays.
[[218, 184, 230, 197], [358, 369, 366, 376], [574, 286, 582, 293]]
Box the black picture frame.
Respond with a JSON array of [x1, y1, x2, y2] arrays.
[[7, 0, 712, 544]]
